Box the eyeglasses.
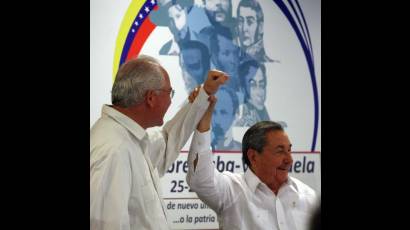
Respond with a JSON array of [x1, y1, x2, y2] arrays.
[[156, 88, 175, 99]]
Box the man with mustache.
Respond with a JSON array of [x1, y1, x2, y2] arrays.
[[203, 0, 234, 27], [197, 0, 238, 56], [187, 112, 318, 229]]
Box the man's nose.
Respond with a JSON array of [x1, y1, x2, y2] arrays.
[[244, 25, 249, 31]]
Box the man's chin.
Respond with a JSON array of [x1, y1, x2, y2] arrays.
[[276, 171, 289, 180]]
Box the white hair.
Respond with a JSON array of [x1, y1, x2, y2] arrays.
[[111, 55, 165, 108]]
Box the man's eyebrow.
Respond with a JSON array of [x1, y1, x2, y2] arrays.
[[274, 144, 292, 150], [274, 145, 285, 150]]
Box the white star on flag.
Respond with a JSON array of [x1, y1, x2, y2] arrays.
[[150, 0, 155, 5], [139, 13, 143, 19], [134, 21, 139, 26], [132, 29, 135, 33], [144, 7, 150, 13]]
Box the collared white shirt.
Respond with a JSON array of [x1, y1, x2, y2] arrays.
[[187, 130, 319, 230], [90, 88, 209, 230]]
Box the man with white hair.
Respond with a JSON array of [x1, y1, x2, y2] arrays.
[[90, 54, 228, 230]]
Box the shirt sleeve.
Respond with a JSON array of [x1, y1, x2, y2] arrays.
[[186, 129, 232, 214], [90, 149, 132, 230], [147, 87, 210, 177]]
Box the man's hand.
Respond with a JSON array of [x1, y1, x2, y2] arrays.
[[203, 69, 229, 95]]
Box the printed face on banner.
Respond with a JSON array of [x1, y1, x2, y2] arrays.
[[168, 4, 188, 41], [247, 66, 266, 108], [215, 34, 240, 78], [238, 6, 258, 47], [213, 89, 235, 135], [204, 0, 232, 24], [180, 48, 203, 91]]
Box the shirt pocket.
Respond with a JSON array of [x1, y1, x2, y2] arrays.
[[239, 209, 271, 229], [255, 210, 272, 228]]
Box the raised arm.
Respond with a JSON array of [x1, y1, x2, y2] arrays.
[[186, 95, 234, 214], [148, 70, 229, 177]]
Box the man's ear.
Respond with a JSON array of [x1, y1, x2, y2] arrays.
[[145, 90, 156, 108], [247, 148, 258, 167]]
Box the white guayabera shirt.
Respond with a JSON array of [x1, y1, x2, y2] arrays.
[[90, 88, 209, 230], [187, 130, 319, 230]]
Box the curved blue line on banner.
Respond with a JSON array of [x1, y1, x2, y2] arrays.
[[273, 0, 319, 151], [287, 0, 311, 56], [294, 0, 314, 57]]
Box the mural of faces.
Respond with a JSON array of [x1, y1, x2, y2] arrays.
[[167, 0, 273, 146]]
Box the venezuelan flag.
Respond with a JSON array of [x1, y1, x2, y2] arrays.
[[113, 0, 158, 80]]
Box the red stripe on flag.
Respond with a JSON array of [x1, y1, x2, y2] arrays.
[[126, 16, 156, 61]]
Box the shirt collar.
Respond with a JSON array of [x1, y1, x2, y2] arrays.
[[244, 168, 262, 193], [101, 105, 147, 141], [284, 176, 300, 194], [244, 168, 299, 194]]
